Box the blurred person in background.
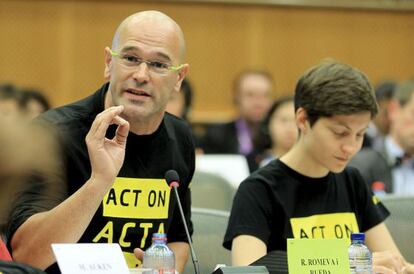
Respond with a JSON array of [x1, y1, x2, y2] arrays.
[[20, 89, 51, 120], [364, 80, 396, 150], [0, 115, 58, 271], [0, 84, 24, 118], [0, 84, 50, 120], [200, 70, 274, 171], [0, 116, 60, 239], [253, 96, 297, 168], [166, 78, 193, 121], [350, 79, 414, 194], [166, 78, 203, 151]]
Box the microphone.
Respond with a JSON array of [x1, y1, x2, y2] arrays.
[[165, 170, 200, 274]]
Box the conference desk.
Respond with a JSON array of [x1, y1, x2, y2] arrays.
[[250, 250, 288, 274]]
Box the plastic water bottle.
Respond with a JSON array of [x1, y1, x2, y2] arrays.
[[372, 181, 386, 196], [348, 233, 372, 274], [143, 233, 175, 274]]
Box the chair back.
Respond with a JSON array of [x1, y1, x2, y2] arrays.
[[183, 208, 231, 274], [195, 154, 250, 188], [191, 171, 236, 211], [381, 195, 414, 262]]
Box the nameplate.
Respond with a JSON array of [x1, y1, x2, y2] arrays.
[[287, 238, 350, 274], [52, 243, 129, 274]]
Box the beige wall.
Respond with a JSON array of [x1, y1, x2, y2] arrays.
[[1, 0, 414, 122]]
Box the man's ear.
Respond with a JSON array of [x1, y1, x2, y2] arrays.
[[173, 64, 189, 93], [296, 107, 308, 133], [103, 47, 112, 80]]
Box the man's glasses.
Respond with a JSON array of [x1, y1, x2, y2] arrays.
[[110, 49, 184, 75]]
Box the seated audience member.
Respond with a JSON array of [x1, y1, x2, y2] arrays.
[[350, 80, 414, 194], [253, 96, 297, 168], [223, 60, 414, 273], [0, 84, 24, 118], [200, 70, 274, 171], [0, 116, 59, 239], [20, 88, 51, 119], [166, 78, 193, 121], [364, 80, 396, 150], [0, 116, 55, 270], [166, 78, 202, 151], [6, 10, 194, 273]]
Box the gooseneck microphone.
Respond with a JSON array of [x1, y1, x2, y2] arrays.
[[165, 170, 200, 274]]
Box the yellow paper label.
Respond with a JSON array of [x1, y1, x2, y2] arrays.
[[290, 212, 359, 244], [103, 177, 171, 219]]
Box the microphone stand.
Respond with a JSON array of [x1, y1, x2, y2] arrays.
[[171, 185, 200, 274]]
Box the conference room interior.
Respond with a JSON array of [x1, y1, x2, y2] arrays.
[[1, 0, 414, 273]]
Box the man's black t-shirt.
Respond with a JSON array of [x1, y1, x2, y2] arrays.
[[223, 159, 389, 251], [7, 83, 195, 273]]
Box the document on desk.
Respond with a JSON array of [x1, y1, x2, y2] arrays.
[[52, 243, 130, 274]]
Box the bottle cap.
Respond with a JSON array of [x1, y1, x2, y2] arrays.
[[152, 233, 167, 241], [350, 232, 365, 241], [372, 181, 385, 191]]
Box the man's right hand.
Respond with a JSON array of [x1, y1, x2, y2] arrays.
[[86, 105, 129, 187]]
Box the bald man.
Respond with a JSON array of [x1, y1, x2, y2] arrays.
[[7, 11, 194, 273]]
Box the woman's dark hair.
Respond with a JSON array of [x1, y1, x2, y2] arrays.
[[294, 60, 378, 126]]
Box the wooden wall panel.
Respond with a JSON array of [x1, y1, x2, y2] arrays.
[[0, 0, 413, 122]]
